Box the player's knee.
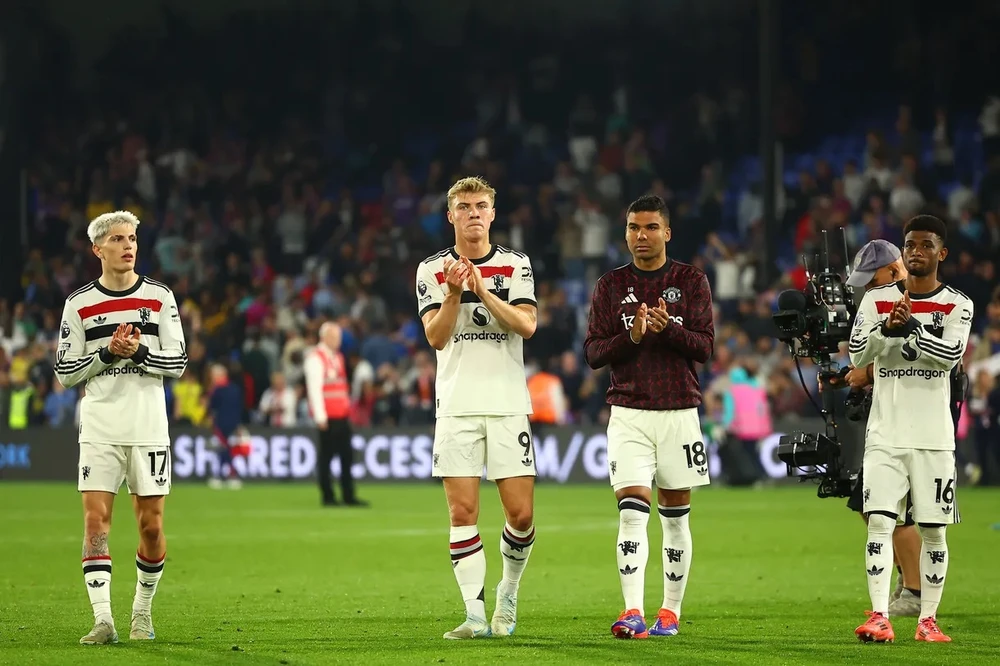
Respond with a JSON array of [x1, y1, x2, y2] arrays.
[[617, 496, 651, 528], [866, 512, 896, 538], [138, 515, 164, 544], [84, 514, 110, 535], [448, 499, 478, 526], [83, 506, 112, 533], [657, 488, 691, 507], [506, 507, 533, 532], [917, 524, 947, 547]]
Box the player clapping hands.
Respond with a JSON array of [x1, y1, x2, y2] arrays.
[[442, 257, 471, 296], [584, 195, 717, 640], [885, 291, 912, 330], [109, 323, 141, 358], [628, 298, 671, 343], [460, 256, 486, 296], [415, 178, 539, 641], [646, 298, 672, 334]]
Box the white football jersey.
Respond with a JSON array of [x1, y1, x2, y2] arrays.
[[415, 245, 536, 417], [54, 276, 188, 447], [849, 281, 973, 451]]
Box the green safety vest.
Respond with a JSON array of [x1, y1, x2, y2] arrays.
[[8, 386, 33, 429]]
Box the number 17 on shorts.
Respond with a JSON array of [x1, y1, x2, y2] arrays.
[[78, 444, 172, 496], [606, 406, 711, 491]]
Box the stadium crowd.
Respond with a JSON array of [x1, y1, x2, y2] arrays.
[[1, 5, 999, 486]]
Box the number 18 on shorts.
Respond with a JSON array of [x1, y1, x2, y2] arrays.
[[78, 444, 172, 496], [606, 406, 711, 491]]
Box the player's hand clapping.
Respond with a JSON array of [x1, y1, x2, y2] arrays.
[[460, 256, 486, 297], [885, 290, 911, 329], [646, 297, 671, 334], [442, 257, 471, 297], [629, 303, 649, 343], [109, 323, 141, 358]]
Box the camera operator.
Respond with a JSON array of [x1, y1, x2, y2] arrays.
[[835, 239, 923, 617], [849, 216, 973, 643]]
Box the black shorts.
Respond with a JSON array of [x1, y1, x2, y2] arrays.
[[847, 466, 916, 527]]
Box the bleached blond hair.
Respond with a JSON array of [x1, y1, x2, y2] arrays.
[[447, 176, 496, 210], [87, 210, 141, 244]]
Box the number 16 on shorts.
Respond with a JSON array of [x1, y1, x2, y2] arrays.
[[863, 447, 957, 524]]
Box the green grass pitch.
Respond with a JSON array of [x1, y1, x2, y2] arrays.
[[1, 482, 998, 665]]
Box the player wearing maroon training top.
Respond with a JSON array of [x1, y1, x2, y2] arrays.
[[584, 194, 715, 639]]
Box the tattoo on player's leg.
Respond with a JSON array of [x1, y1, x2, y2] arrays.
[[83, 532, 109, 558]]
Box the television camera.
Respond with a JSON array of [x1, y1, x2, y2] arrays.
[[771, 229, 863, 498]]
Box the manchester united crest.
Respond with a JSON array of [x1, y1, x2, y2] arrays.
[[663, 287, 682, 304]]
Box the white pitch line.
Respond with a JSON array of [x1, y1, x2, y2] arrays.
[[0, 521, 621, 546]]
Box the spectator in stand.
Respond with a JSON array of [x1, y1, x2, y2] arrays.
[[969, 369, 999, 485], [258, 372, 298, 427], [527, 361, 569, 427], [400, 350, 435, 426], [44, 381, 78, 428], [172, 369, 206, 427]]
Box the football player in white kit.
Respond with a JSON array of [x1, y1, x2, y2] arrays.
[[54, 211, 188, 645], [415, 177, 538, 640], [850, 215, 973, 643]]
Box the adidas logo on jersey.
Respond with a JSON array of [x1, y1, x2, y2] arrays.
[[620, 293, 639, 305]]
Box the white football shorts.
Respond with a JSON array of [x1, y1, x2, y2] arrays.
[[78, 443, 172, 496], [432, 415, 536, 481], [606, 405, 711, 492], [862, 445, 957, 525]]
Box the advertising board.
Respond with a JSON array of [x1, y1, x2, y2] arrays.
[[0, 419, 836, 483]]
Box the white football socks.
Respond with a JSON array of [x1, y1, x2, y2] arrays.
[[917, 525, 948, 621], [659, 504, 692, 617], [82, 556, 113, 625], [865, 513, 896, 616], [449, 525, 487, 620], [133, 551, 165, 614], [616, 497, 650, 613], [499, 523, 535, 590]]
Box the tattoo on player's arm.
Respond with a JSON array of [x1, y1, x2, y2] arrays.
[[83, 532, 109, 558]]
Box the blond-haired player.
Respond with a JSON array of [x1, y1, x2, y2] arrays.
[[415, 177, 538, 639], [54, 211, 188, 644]]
